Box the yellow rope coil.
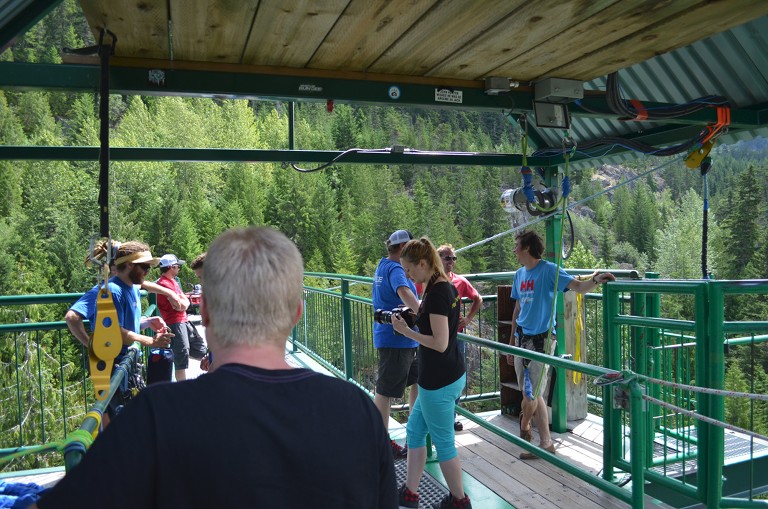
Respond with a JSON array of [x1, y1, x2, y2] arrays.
[[573, 292, 584, 384]]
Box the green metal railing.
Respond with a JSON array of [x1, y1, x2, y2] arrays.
[[2, 275, 767, 509], [0, 292, 158, 472], [604, 279, 768, 509]]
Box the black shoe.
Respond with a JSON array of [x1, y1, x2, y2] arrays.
[[432, 493, 472, 508], [398, 484, 419, 508], [391, 439, 408, 459], [454, 420, 463, 431]]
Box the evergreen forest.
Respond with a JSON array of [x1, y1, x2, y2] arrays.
[[1, 1, 767, 466]]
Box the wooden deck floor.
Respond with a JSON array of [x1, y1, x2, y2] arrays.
[[2, 341, 673, 509], [448, 411, 672, 509]]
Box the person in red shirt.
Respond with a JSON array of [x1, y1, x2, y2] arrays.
[[437, 244, 482, 432], [156, 254, 207, 381]]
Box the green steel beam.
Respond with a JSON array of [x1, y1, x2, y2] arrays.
[[1, 62, 766, 130], [0, 61, 517, 110], [0, 0, 62, 53], [0, 145, 555, 167], [1, 62, 764, 167]]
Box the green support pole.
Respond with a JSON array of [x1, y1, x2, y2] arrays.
[[645, 273, 661, 458], [629, 379, 647, 509], [603, 284, 621, 482], [693, 283, 710, 504], [630, 292, 653, 465], [544, 165, 567, 433], [704, 283, 725, 509], [341, 280, 354, 380]]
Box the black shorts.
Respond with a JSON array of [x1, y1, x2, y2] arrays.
[[375, 347, 418, 398]]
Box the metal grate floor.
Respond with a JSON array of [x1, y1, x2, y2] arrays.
[[650, 426, 768, 477], [394, 456, 449, 508]]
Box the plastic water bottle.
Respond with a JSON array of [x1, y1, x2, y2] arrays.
[[524, 368, 534, 400]]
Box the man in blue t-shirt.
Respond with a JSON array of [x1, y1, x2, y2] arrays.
[[372, 229, 420, 458], [65, 241, 174, 420], [509, 230, 614, 459], [66, 241, 174, 352]]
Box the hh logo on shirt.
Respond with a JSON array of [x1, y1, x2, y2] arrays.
[[520, 279, 534, 292]]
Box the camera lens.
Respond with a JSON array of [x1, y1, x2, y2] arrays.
[[373, 309, 393, 324]]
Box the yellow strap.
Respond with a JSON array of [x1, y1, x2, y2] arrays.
[[89, 265, 122, 401], [573, 292, 584, 384]]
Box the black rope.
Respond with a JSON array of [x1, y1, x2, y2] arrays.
[[97, 29, 116, 238]]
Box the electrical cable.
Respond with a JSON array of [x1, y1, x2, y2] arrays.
[[606, 72, 728, 120], [289, 147, 497, 172]]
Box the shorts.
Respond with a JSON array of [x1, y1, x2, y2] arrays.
[[375, 347, 418, 398], [169, 321, 207, 370], [514, 332, 557, 401]]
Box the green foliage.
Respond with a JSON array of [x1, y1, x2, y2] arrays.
[[564, 241, 603, 270], [654, 189, 713, 279]]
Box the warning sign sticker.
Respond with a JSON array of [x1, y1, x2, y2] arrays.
[[435, 88, 463, 104]]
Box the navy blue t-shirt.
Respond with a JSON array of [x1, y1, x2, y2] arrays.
[[38, 364, 397, 509]]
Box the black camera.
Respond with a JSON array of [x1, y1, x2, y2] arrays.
[[374, 307, 417, 334]]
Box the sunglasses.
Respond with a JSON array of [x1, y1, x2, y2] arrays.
[[441, 256, 457, 261], [136, 263, 151, 272]]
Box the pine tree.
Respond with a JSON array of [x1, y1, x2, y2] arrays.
[[612, 184, 633, 244]]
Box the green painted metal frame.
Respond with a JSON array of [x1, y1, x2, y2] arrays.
[[1, 61, 766, 167], [603, 279, 768, 509], [3, 62, 762, 130], [0, 145, 550, 167]]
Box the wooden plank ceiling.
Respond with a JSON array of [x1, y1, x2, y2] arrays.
[[76, 0, 768, 86]]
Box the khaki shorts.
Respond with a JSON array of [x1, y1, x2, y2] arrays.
[[514, 334, 556, 400]]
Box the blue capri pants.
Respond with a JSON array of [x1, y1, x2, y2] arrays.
[[406, 374, 466, 462]]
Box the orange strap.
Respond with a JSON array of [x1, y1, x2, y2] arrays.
[[702, 106, 731, 144], [630, 99, 648, 121]]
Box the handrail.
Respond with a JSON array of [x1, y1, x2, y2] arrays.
[[2, 275, 767, 509], [63, 346, 140, 470]]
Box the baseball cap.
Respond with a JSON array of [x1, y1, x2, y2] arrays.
[[158, 254, 186, 268], [387, 229, 413, 246]]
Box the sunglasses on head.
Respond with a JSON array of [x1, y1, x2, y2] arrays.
[[442, 256, 457, 261]]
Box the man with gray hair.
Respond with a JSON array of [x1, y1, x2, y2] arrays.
[[36, 227, 397, 509]]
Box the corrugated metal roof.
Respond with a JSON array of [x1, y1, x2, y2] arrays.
[[0, 0, 35, 31], [532, 16, 768, 169], [0, 0, 62, 53]]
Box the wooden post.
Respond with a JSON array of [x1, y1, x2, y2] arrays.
[[498, 285, 522, 414]]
